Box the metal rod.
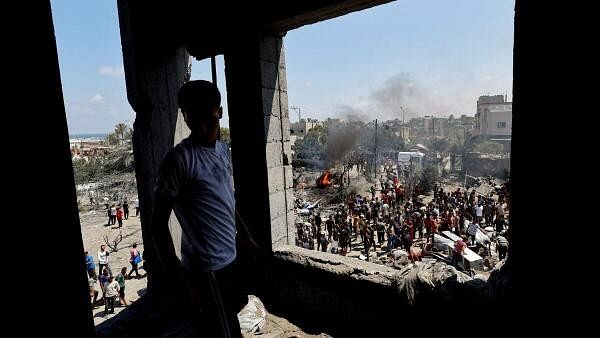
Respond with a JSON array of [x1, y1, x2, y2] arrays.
[[211, 55, 217, 84], [211, 55, 220, 140]]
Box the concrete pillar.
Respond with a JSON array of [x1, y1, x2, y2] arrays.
[[118, 0, 191, 293], [36, 1, 95, 335], [225, 32, 295, 252]]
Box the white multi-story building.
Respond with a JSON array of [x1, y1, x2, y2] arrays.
[[475, 95, 512, 140]]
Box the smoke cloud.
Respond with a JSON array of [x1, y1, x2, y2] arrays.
[[336, 72, 453, 121], [324, 125, 360, 164]]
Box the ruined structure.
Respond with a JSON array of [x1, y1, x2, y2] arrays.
[[29, 0, 555, 336]]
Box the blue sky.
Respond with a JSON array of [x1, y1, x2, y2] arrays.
[[51, 0, 514, 133]]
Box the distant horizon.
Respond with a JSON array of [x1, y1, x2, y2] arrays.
[[68, 111, 483, 134], [64, 94, 490, 134], [69, 132, 108, 139]]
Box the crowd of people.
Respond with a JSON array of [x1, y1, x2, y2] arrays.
[[101, 197, 139, 227], [83, 196, 144, 316], [295, 172, 510, 271], [84, 243, 143, 315]]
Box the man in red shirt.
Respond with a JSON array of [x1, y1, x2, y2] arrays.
[[116, 206, 124, 228], [452, 236, 467, 268], [396, 185, 405, 204], [424, 214, 437, 241]]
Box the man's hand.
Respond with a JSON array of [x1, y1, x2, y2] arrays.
[[179, 270, 202, 309]]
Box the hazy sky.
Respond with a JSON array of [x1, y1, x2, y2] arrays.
[[51, 0, 514, 133]]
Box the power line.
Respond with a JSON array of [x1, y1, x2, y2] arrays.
[[290, 106, 301, 122]]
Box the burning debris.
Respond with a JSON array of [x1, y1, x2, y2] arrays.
[[316, 170, 333, 188]]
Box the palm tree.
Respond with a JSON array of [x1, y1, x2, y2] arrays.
[[124, 127, 133, 143], [114, 123, 128, 145], [220, 127, 231, 146], [451, 130, 473, 155], [429, 137, 450, 154], [105, 133, 118, 146]]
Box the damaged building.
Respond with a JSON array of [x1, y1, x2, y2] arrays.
[[26, 0, 559, 336]]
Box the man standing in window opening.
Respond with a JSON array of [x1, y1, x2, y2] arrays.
[[152, 80, 245, 337]]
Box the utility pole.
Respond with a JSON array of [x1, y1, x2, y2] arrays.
[[401, 106, 405, 124], [374, 119, 378, 179], [290, 106, 301, 123]]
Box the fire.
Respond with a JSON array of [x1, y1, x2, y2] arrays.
[[316, 170, 332, 188]]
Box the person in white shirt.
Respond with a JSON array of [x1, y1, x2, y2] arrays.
[[97, 245, 110, 276], [104, 276, 120, 314], [476, 204, 484, 223], [110, 205, 117, 225], [467, 221, 479, 246], [134, 198, 140, 217], [382, 203, 389, 217], [88, 190, 95, 206]]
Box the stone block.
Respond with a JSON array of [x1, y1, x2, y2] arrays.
[[266, 142, 283, 168]]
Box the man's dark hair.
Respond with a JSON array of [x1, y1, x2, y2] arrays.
[[177, 80, 221, 114]]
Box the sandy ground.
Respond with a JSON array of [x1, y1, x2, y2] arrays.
[[79, 206, 147, 326]]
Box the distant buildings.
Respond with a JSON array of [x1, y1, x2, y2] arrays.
[[446, 115, 476, 143], [290, 118, 323, 137], [70, 139, 110, 157], [382, 119, 410, 143], [323, 118, 345, 133], [474, 95, 512, 141], [287, 93, 512, 153]]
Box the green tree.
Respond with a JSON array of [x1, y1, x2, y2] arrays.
[[220, 127, 231, 146], [449, 131, 473, 155], [293, 125, 328, 159], [105, 133, 118, 146], [124, 127, 133, 142], [419, 165, 439, 193], [428, 137, 449, 154], [114, 123, 128, 145], [472, 141, 504, 154], [376, 126, 405, 152], [72, 157, 103, 184]]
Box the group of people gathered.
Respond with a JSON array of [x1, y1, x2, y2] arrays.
[[103, 198, 139, 228], [84, 243, 143, 315], [296, 174, 510, 270]]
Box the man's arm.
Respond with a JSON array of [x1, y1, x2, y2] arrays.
[[150, 191, 183, 280]]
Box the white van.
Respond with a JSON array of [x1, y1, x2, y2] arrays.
[[397, 151, 424, 170]]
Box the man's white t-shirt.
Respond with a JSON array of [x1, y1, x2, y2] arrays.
[[476, 205, 483, 217], [98, 250, 108, 265], [156, 139, 236, 272]]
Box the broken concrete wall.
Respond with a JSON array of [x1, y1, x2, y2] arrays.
[[463, 155, 510, 177], [251, 245, 505, 336]]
